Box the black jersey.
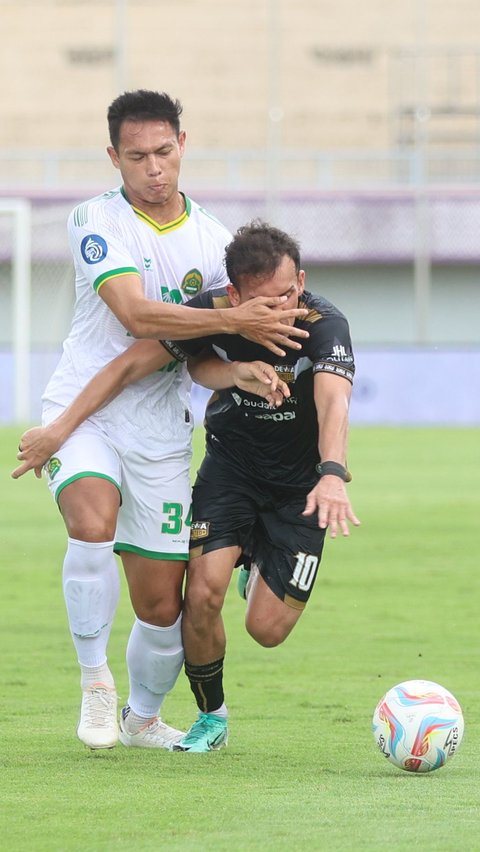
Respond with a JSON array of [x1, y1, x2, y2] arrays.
[[163, 289, 354, 489]]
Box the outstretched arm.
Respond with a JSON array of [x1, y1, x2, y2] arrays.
[[100, 273, 309, 357], [187, 351, 290, 407], [303, 372, 360, 538], [12, 340, 171, 479]]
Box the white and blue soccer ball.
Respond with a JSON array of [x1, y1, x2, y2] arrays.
[[372, 679, 464, 773]]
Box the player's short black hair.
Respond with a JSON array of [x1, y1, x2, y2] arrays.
[[107, 90, 183, 150], [225, 220, 301, 288]]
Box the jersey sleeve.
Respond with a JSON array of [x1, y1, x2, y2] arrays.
[[68, 203, 140, 293], [307, 311, 355, 384]]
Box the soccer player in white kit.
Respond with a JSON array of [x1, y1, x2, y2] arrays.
[[24, 90, 309, 751]]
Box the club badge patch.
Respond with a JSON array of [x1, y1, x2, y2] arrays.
[[181, 268, 203, 296], [45, 457, 62, 480]]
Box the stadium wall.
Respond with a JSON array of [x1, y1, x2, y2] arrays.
[[2, 0, 480, 156]]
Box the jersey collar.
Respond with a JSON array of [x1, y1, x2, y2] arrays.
[[120, 187, 191, 234]]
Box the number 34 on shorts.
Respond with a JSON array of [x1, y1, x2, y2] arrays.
[[161, 501, 192, 535]]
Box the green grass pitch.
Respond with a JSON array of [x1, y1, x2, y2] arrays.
[[1, 424, 479, 851]]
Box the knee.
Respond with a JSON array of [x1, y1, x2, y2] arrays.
[[68, 521, 114, 543], [184, 582, 223, 626], [245, 618, 286, 648], [133, 594, 182, 627]]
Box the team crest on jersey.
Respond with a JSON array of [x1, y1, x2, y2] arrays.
[[190, 521, 210, 540], [181, 268, 203, 295], [45, 457, 62, 480], [81, 234, 108, 264]]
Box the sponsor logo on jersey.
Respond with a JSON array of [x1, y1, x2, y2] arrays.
[[144, 257, 152, 270], [81, 234, 108, 264], [255, 410, 297, 421], [314, 362, 354, 382], [181, 268, 203, 295], [241, 396, 297, 410], [45, 457, 62, 480], [191, 521, 210, 540], [161, 286, 182, 304], [275, 364, 295, 384], [327, 339, 354, 364], [243, 397, 281, 410]]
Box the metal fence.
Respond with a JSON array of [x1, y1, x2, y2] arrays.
[[1, 186, 480, 423], [2, 148, 480, 193]]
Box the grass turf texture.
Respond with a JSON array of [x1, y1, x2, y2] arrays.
[[1, 425, 479, 851]]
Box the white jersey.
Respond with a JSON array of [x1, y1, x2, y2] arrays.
[[43, 187, 231, 450]]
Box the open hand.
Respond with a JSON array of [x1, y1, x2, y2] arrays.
[[231, 296, 309, 357], [303, 475, 361, 538]]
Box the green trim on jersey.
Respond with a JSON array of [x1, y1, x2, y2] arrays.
[[131, 204, 189, 235], [121, 185, 191, 235], [93, 267, 140, 292], [73, 202, 90, 228], [54, 472, 122, 503], [73, 190, 120, 227], [113, 542, 189, 561]]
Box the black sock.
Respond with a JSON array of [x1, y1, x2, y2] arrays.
[[184, 657, 225, 713]]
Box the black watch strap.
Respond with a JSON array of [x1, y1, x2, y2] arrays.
[[315, 461, 352, 482]]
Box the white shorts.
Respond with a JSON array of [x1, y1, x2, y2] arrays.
[[42, 406, 193, 560]]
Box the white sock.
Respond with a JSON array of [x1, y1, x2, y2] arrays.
[[209, 703, 228, 718], [62, 537, 120, 669], [80, 662, 115, 690], [122, 706, 154, 734], [126, 614, 184, 719]]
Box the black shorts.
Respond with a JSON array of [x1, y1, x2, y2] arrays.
[[189, 450, 326, 609]]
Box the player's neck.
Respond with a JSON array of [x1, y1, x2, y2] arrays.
[[123, 188, 186, 226]]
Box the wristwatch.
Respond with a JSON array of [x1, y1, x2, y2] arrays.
[[315, 461, 352, 482]]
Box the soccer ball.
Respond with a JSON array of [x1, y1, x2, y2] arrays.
[[372, 679, 464, 773]]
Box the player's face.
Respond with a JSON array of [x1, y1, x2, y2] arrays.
[[230, 255, 305, 325], [107, 119, 186, 213]]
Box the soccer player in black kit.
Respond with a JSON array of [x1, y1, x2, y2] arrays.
[[13, 221, 360, 753], [162, 221, 360, 751]]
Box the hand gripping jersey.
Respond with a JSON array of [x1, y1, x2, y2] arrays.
[[42, 187, 231, 449], [163, 288, 355, 488]]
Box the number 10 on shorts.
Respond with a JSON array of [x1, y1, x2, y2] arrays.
[[289, 552, 319, 592]]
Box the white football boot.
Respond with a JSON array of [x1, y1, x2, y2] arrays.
[[119, 706, 185, 750], [77, 683, 118, 749]]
